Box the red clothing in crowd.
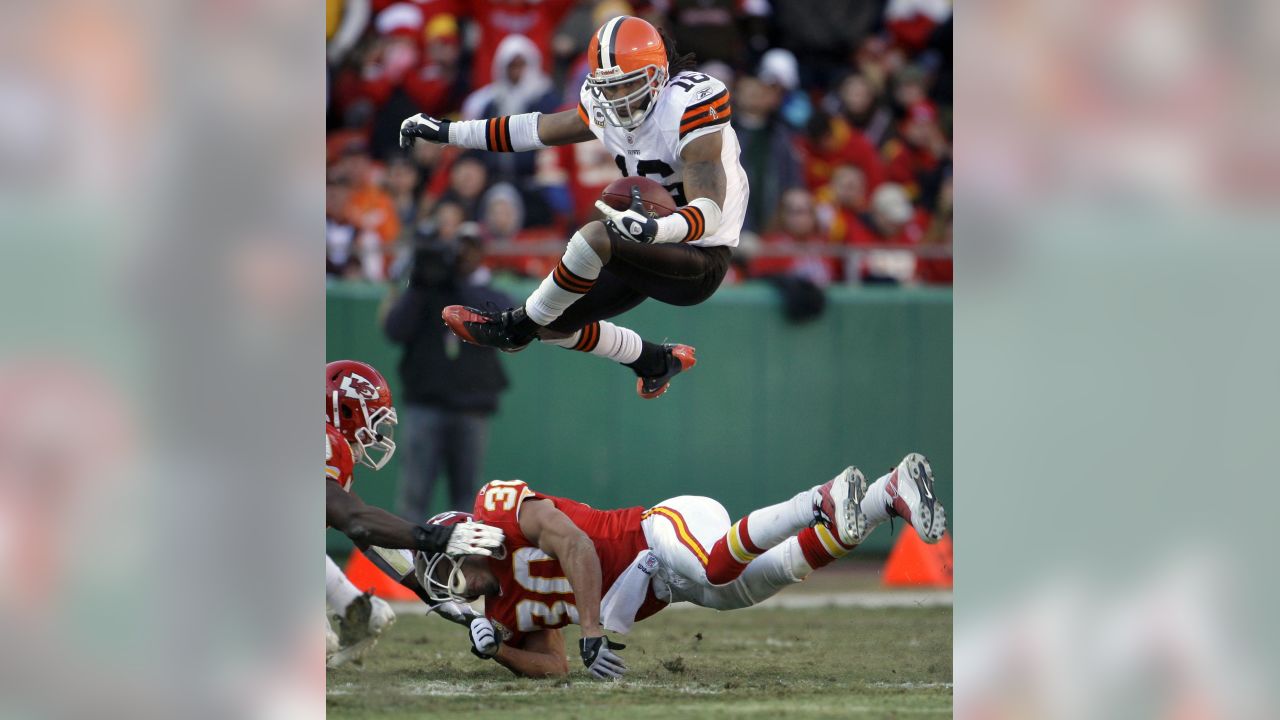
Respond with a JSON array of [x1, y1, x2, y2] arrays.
[[551, 137, 622, 228], [796, 117, 885, 193], [750, 232, 844, 284], [370, 0, 460, 19], [915, 253, 952, 285], [843, 209, 930, 283], [845, 208, 929, 247], [402, 63, 457, 117], [460, 0, 574, 89], [882, 137, 941, 199], [482, 227, 566, 279]]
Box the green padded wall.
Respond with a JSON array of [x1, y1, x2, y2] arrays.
[[327, 280, 952, 555]]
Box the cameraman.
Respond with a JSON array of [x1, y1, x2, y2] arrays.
[[382, 211, 514, 520]]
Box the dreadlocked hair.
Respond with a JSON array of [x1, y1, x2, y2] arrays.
[[659, 27, 698, 75]]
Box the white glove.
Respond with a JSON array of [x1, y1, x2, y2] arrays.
[[469, 617, 500, 659], [430, 599, 480, 626], [444, 520, 505, 557], [593, 186, 659, 244]]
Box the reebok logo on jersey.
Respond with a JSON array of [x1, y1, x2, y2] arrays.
[[696, 87, 712, 100]]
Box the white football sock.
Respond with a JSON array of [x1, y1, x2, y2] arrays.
[[702, 538, 810, 610], [524, 232, 603, 326], [739, 487, 816, 550], [862, 470, 895, 528], [326, 555, 362, 614], [542, 320, 643, 364]]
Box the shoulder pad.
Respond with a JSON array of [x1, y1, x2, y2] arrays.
[[667, 72, 732, 141]]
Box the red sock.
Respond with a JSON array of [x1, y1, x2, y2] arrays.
[[797, 525, 857, 570], [705, 517, 767, 585]]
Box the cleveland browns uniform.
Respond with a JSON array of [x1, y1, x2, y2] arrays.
[[406, 15, 752, 399], [576, 68, 749, 249]]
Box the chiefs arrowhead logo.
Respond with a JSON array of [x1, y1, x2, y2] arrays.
[[340, 373, 379, 400]]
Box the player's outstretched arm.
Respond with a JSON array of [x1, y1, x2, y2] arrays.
[[538, 109, 597, 146], [492, 628, 571, 678], [518, 499, 605, 636], [400, 108, 594, 152], [326, 481, 504, 555], [327, 481, 444, 549]]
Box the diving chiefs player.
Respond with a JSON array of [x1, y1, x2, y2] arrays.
[[325, 360, 504, 666], [414, 454, 947, 679], [400, 16, 748, 399]]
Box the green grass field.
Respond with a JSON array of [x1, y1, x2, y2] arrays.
[[327, 570, 952, 719]]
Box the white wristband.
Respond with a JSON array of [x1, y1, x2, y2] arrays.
[[448, 112, 546, 152], [655, 197, 722, 243]]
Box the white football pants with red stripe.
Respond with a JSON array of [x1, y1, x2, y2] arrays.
[[641, 495, 814, 610]]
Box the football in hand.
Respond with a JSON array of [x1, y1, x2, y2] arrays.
[[601, 177, 676, 218]]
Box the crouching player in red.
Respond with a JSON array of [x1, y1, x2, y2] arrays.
[[414, 454, 947, 679], [325, 360, 504, 666]]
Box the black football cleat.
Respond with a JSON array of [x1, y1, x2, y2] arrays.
[[442, 305, 538, 353], [636, 344, 697, 399]]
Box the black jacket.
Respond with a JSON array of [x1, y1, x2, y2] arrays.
[[383, 281, 513, 413]]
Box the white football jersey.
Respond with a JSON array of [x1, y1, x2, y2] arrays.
[[578, 71, 749, 248]]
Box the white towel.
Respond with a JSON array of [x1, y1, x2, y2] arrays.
[[600, 550, 661, 634]]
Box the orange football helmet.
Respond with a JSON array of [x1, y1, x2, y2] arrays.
[[586, 16, 668, 129]]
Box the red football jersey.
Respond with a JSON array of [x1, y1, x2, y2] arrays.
[[325, 424, 354, 492], [472, 480, 664, 643]]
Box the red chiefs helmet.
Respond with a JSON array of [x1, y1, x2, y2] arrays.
[[413, 511, 491, 603], [326, 360, 397, 470], [586, 16, 668, 129], [325, 424, 354, 491]]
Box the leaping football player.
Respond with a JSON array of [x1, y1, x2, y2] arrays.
[[324, 360, 505, 666], [400, 16, 749, 399], [413, 454, 947, 679]]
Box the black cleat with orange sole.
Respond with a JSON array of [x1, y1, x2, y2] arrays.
[[636, 344, 697, 399], [442, 305, 537, 353]]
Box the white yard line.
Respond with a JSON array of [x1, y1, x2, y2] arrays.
[[724, 590, 953, 610], [388, 590, 951, 616]]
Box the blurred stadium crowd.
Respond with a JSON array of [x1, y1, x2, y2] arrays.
[[326, 0, 952, 286]]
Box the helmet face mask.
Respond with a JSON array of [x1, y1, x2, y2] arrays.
[[418, 551, 470, 603], [413, 510, 505, 604], [349, 403, 397, 470], [588, 64, 666, 129]]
